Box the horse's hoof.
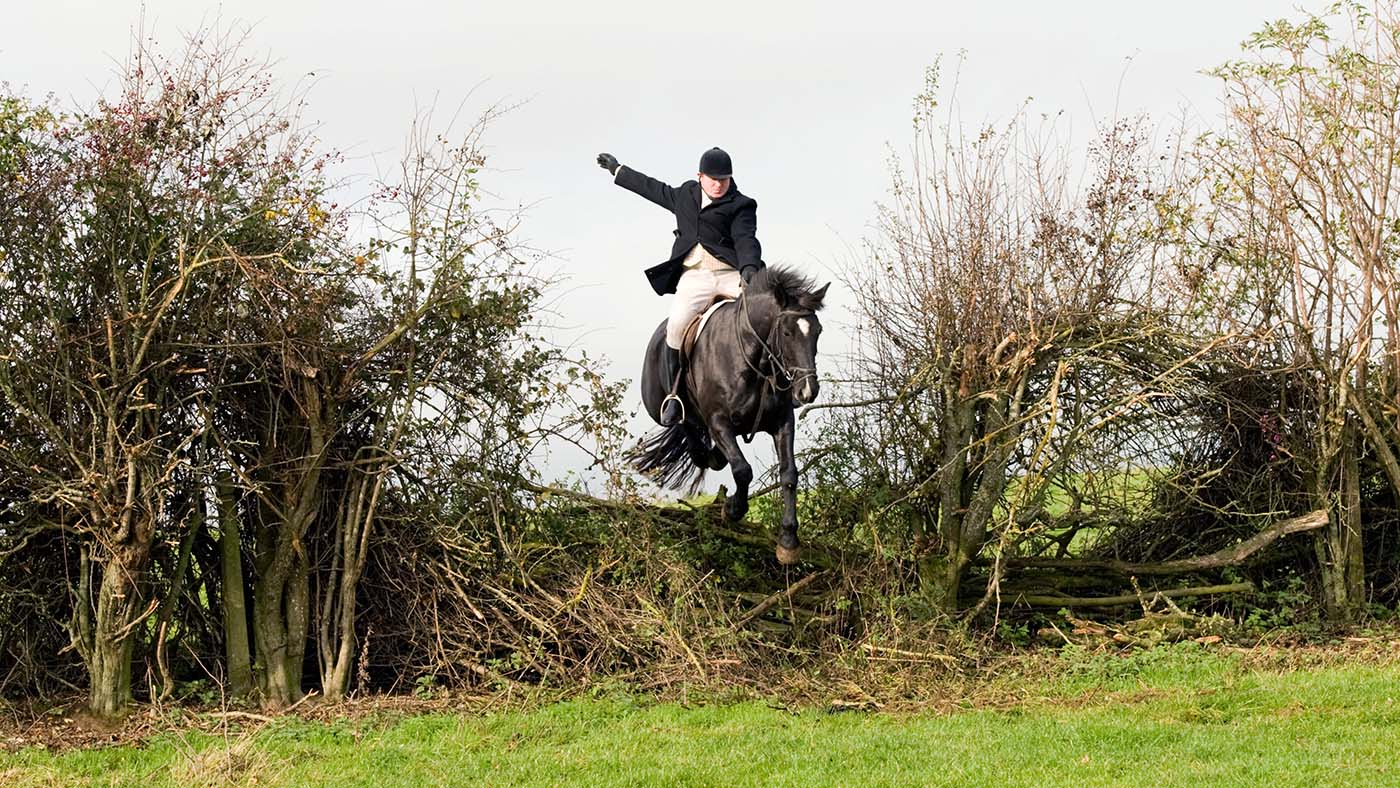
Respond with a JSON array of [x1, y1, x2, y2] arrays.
[[775, 543, 802, 565]]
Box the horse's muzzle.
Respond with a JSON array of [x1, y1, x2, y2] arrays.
[[794, 374, 819, 405]]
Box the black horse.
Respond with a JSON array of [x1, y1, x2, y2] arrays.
[[631, 265, 828, 564]]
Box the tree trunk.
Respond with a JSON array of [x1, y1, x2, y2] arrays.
[[218, 472, 254, 698], [252, 380, 327, 708], [87, 619, 137, 719], [153, 497, 201, 701], [67, 461, 158, 720], [319, 469, 381, 701], [253, 558, 309, 707], [253, 536, 311, 708], [920, 371, 1024, 614], [913, 544, 959, 616], [922, 383, 974, 613], [1315, 431, 1366, 623], [82, 540, 151, 718]]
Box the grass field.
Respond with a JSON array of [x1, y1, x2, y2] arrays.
[[5, 643, 1400, 786]]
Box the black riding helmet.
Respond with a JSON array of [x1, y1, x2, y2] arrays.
[[698, 147, 732, 178]]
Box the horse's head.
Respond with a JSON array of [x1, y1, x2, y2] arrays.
[[749, 266, 829, 405]]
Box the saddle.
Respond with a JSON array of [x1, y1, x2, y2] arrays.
[[680, 296, 736, 359]]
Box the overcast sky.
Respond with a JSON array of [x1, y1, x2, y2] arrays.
[[6, 0, 1305, 486]]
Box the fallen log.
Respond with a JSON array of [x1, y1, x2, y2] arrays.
[[1015, 581, 1255, 608], [1007, 509, 1327, 576]]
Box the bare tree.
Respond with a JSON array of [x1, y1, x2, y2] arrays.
[[1200, 1, 1400, 621], [831, 63, 1193, 612]]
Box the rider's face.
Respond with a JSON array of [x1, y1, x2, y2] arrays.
[[698, 173, 731, 199]]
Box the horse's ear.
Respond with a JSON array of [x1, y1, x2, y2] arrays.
[[800, 282, 830, 311]]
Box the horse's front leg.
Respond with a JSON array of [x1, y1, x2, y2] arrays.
[[708, 419, 752, 523], [773, 408, 800, 565]]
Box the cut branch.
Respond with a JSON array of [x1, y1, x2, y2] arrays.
[[731, 570, 829, 630], [1015, 582, 1255, 608], [1009, 509, 1327, 575]]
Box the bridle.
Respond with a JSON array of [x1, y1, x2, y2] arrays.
[[739, 292, 818, 439]]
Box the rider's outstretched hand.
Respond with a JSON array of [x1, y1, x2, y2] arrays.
[[597, 153, 619, 175], [741, 265, 757, 285]]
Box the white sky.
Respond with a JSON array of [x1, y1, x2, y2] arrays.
[[5, 0, 1305, 487]]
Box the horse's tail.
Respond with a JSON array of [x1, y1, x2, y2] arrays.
[[627, 421, 712, 494]]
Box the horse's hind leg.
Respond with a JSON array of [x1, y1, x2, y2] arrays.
[[773, 409, 801, 565], [708, 421, 752, 523]]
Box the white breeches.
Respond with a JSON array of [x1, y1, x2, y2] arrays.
[[666, 265, 743, 349]]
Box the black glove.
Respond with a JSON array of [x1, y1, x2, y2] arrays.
[[741, 265, 757, 284], [596, 153, 619, 175]]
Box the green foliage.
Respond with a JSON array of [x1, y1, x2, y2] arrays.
[[1238, 574, 1322, 634], [411, 675, 439, 700], [996, 619, 1033, 647], [172, 679, 223, 707]]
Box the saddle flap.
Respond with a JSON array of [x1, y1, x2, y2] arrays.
[[681, 296, 736, 358]]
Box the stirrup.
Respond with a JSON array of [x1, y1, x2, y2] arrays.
[[660, 393, 686, 425]]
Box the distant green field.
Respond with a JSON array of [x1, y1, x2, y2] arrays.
[[1003, 466, 1161, 518], [7, 646, 1400, 787]]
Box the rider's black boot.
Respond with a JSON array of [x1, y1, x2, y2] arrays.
[[660, 346, 684, 427]]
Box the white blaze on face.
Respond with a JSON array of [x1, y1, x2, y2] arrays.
[[795, 318, 815, 401]]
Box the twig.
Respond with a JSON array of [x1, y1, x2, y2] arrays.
[[858, 642, 958, 664], [731, 570, 828, 630], [111, 598, 161, 642], [205, 710, 275, 724], [284, 690, 318, 714]]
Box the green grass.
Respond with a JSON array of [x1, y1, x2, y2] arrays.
[[7, 649, 1400, 786]]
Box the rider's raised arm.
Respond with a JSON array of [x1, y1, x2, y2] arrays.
[[596, 152, 680, 214], [613, 165, 680, 214], [731, 200, 762, 279]]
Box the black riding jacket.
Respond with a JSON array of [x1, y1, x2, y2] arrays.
[[614, 165, 763, 295]]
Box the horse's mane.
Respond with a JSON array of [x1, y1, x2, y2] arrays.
[[751, 264, 827, 311]]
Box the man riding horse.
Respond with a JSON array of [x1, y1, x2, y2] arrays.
[[597, 148, 829, 565], [595, 147, 763, 426]]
